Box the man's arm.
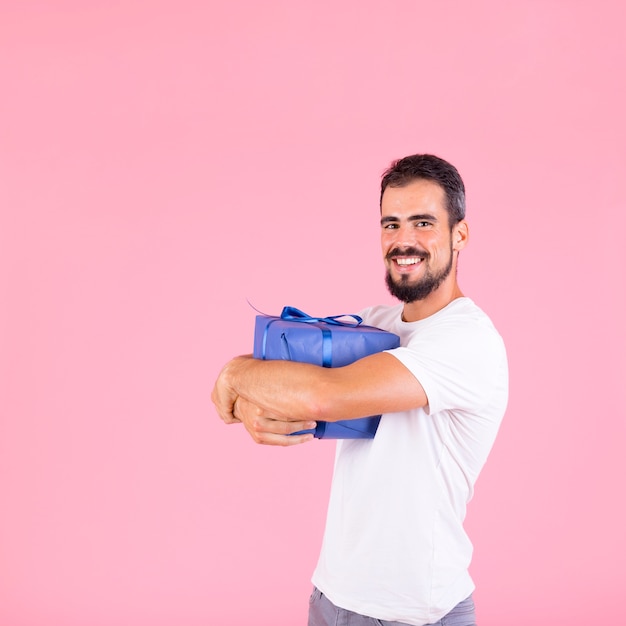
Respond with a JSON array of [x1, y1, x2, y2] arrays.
[[211, 352, 427, 445]]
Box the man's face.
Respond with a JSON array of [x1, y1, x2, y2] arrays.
[[380, 179, 457, 303]]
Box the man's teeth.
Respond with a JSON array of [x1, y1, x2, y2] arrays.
[[396, 257, 422, 266]]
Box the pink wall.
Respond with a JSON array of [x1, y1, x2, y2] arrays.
[[1, 1, 624, 624]]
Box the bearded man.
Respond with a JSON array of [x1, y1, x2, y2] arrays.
[[212, 154, 508, 626]]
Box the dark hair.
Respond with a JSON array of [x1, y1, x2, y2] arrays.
[[380, 154, 466, 225]]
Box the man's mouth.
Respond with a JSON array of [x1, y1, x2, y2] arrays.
[[386, 248, 428, 265], [395, 257, 423, 266]]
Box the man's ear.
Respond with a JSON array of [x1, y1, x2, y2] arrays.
[[453, 220, 469, 252]]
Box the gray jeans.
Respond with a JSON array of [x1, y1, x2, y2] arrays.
[[307, 588, 477, 626]]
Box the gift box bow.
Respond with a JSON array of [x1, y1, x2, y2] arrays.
[[279, 305, 363, 326]]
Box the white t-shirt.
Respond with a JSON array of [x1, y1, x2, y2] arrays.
[[311, 298, 509, 626]]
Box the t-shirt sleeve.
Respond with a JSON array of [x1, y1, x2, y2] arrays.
[[386, 323, 508, 416]]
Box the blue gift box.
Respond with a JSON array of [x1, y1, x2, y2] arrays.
[[253, 306, 400, 439]]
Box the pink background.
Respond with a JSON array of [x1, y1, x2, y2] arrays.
[[1, 1, 625, 624]]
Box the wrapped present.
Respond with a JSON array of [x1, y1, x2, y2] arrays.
[[253, 306, 400, 439]]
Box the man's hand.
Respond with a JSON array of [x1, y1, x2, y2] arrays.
[[211, 356, 248, 425], [234, 396, 316, 446], [211, 355, 316, 446]]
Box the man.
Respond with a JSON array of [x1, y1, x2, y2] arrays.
[[212, 154, 508, 626]]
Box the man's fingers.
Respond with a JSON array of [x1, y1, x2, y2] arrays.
[[251, 432, 315, 447], [228, 396, 317, 446], [244, 415, 317, 446], [249, 417, 316, 436]]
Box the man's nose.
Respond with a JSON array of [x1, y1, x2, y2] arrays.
[[394, 224, 417, 247]]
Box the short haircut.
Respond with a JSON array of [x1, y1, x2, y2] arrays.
[[380, 154, 466, 226]]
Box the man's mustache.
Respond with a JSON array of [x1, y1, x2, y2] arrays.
[[386, 247, 429, 261]]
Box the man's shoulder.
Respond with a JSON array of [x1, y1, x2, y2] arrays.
[[437, 297, 491, 321], [440, 298, 502, 335]]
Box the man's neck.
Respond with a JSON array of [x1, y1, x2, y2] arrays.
[[401, 282, 465, 322]]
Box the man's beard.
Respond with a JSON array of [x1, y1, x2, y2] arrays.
[[385, 245, 454, 303]]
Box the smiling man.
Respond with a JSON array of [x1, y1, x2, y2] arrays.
[[212, 154, 508, 626]]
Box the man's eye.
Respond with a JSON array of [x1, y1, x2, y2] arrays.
[[416, 221, 431, 227], [383, 223, 399, 230]]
